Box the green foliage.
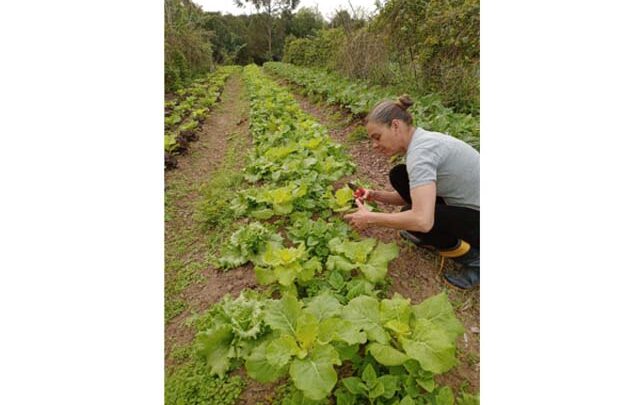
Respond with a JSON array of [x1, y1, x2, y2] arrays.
[[283, 29, 345, 68], [279, 0, 479, 113], [164, 0, 213, 92], [265, 62, 479, 149], [165, 360, 245, 405], [286, 214, 350, 259], [327, 237, 399, 283], [215, 222, 284, 269], [288, 7, 326, 38], [194, 291, 269, 377]]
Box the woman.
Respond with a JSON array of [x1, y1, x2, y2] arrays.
[[344, 95, 480, 289]]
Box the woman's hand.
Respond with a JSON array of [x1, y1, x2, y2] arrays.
[[354, 188, 375, 201], [344, 199, 373, 230]]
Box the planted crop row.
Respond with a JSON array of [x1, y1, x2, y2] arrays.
[[164, 66, 241, 169], [192, 65, 479, 404], [264, 62, 479, 150]]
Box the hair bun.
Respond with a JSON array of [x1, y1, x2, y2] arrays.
[[396, 94, 414, 110]]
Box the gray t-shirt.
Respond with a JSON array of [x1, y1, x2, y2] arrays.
[[406, 127, 479, 211]]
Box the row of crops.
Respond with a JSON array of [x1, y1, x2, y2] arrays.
[[164, 66, 240, 169], [188, 65, 479, 404], [263, 62, 479, 150]]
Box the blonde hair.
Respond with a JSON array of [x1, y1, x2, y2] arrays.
[[365, 94, 414, 126]]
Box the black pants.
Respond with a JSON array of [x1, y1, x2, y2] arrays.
[[390, 164, 480, 250]]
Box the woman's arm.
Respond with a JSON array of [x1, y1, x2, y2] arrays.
[[367, 189, 406, 206], [345, 183, 437, 232]]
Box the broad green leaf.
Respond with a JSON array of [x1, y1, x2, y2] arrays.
[[378, 375, 400, 399], [416, 375, 436, 392], [368, 342, 409, 366], [369, 380, 385, 398], [333, 342, 360, 363], [299, 257, 322, 281], [344, 239, 377, 263], [273, 201, 294, 214], [194, 325, 233, 378], [274, 263, 301, 286], [255, 266, 276, 285], [266, 334, 301, 368], [326, 255, 358, 272], [328, 270, 345, 289], [306, 292, 342, 321], [341, 376, 367, 396], [296, 311, 320, 351], [343, 296, 389, 344], [318, 317, 367, 345], [434, 386, 455, 405], [385, 320, 411, 336], [265, 295, 302, 336], [399, 396, 415, 405], [335, 387, 356, 405], [361, 364, 377, 387], [360, 242, 399, 283], [245, 341, 287, 383], [251, 208, 274, 219], [334, 186, 353, 208], [400, 319, 457, 374], [412, 292, 464, 341], [290, 344, 341, 401], [380, 294, 412, 325]]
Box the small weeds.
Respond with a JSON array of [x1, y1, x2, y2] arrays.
[[347, 125, 368, 142]]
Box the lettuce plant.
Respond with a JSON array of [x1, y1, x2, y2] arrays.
[[194, 291, 269, 378], [326, 237, 399, 283], [215, 222, 283, 269]]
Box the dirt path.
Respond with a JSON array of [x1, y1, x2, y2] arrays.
[[164, 73, 257, 367], [274, 77, 480, 393]]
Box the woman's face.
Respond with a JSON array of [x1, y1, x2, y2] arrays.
[[366, 120, 401, 156]]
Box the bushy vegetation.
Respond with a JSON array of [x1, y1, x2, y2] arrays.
[[165, 0, 214, 92], [284, 0, 480, 114]]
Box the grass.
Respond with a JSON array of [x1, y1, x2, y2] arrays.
[[347, 125, 368, 142], [196, 129, 251, 257], [165, 358, 246, 405]]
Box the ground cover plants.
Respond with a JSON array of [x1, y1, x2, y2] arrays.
[[167, 65, 479, 404], [264, 62, 479, 150]]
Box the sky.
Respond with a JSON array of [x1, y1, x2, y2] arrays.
[[193, 0, 380, 21]]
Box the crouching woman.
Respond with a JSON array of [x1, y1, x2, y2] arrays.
[[344, 95, 480, 289]]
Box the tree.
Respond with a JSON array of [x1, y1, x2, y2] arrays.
[[288, 6, 326, 38], [234, 0, 301, 61]]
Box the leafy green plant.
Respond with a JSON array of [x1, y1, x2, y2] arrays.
[[286, 214, 350, 259], [215, 222, 284, 269], [194, 291, 270, 378], [245, 293, 366, 400], [326, 237, 399, 283], [254, 243, 322, 288]]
